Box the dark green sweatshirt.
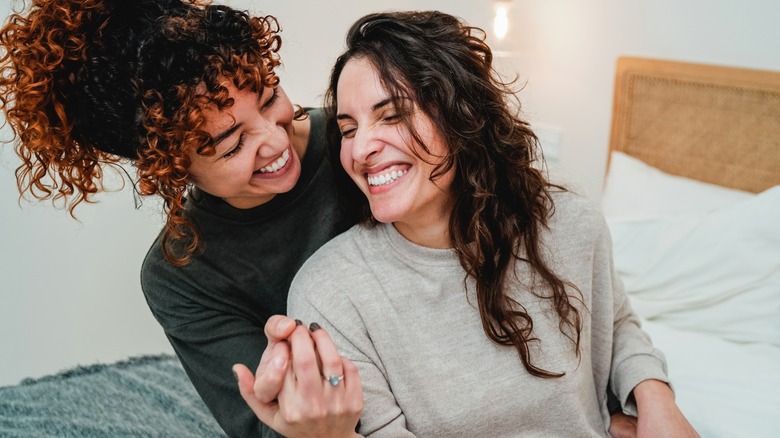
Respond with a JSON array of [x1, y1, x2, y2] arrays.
[[141, 108, 355, 437]]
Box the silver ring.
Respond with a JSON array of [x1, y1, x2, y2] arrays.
[[326, 375, 344, 387]]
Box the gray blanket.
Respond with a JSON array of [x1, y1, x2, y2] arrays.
[[0, 354, 225, 437]]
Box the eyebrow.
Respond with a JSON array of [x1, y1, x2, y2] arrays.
[[336, 98, 393, 121], [211, 123, 242, 148]]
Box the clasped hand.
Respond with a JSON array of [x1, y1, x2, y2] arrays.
[[233, 315, 363, 438]]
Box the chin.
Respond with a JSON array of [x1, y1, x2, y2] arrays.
[[368, 207, 402, 224]]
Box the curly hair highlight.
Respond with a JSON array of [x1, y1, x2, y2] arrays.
[[0, 0, 113, 210], [0, 0, 284, 265]]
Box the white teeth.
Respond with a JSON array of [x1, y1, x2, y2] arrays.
[[259, 149, 290, 173], [368, 169, 407, 186]]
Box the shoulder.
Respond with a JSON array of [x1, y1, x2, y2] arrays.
[[140, 233, 168, 297], [293, 224, 373, 279], [545, 189, 610, 249], [139, 233, 184, 323], [140, 232, 191, 295], [140, 231, 205, 321], [289, 224, 380, 301], [548, 189, 606, 231]]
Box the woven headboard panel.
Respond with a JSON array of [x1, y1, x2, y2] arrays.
[[608, 57, 780, 193]]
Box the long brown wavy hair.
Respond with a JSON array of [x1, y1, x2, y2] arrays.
[[0, 0, 285, 264], [325, 11, 583, 378]]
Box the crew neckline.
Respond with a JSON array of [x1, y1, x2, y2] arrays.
[[379, 222, 460, 267]]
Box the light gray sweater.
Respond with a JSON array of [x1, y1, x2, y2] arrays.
[[288, 192, 668, 437]]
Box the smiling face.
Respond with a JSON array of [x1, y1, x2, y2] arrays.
[[336, 57, 455, 247], [187, 83, 303, 209]]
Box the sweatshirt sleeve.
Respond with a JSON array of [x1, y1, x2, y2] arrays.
[[599, 219, 670, 415], [141, 258, 281, 438], [288, 253, 417, 437]]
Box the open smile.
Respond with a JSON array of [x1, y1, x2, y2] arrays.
[[368, 169, 408, 186], [365, 164, 411, 192], [255, 148, 291, 175]]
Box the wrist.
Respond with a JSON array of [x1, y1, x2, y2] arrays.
[[632, 379, 674, 409]]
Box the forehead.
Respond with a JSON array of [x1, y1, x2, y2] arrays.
[[337, 58, 387, 102], [197, 83, 257, 131]]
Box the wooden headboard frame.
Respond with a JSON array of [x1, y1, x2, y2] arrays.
[[608, 57, 780, 193]]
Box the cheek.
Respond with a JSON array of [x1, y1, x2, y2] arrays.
[[339, 143, 355, 175], [340, 142, 367, 190], [185, 156, 205, 184], [275, 91, 295, 122]]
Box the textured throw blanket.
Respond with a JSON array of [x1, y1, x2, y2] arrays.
[[0, 354, 225, 437]]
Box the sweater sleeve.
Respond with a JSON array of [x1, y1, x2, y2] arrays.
[[142, 259, 281, 438], [288, 254, 417, 437], [600, 219, 670, 416]]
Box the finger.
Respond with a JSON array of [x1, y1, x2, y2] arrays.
[[276, 356, 302, 427], [309, 322, 344, 388], [233, 363, 277, 426], [341, 357, 361, 391], [289, 322, 322, 392], [341, 357, 364, 413], [254, 341, 291, 403], [264, 315, 297, 343], [257, 316, 297, 377]]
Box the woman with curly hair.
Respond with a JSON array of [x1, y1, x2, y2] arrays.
[[285, 11, 700, 437], [0, 0, 361, 436]]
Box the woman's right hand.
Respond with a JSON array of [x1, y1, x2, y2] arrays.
[[235, 317, 363, 438]]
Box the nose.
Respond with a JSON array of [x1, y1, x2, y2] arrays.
[[351, 124, 384, 163], [255, 122, 288, 159]]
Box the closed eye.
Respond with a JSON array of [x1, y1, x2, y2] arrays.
[[383, 114, 400, 123], [261, 87, 278, 110], [221, 133, 244, 159], [340, 126, 357, 138]]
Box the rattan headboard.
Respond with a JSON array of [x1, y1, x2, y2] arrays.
[[608, 57, 780, 193]]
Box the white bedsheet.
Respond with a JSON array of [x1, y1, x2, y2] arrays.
[[642, 319, 780, 438], [602, 151, 780, 437]]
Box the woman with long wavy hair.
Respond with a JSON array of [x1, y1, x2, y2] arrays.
[[0, 1, 362, 436], [287, 10, 699, 437]]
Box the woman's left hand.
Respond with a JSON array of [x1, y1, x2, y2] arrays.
[[235, 321, 363, 438]]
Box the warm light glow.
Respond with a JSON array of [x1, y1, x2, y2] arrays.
[[493, 5, 509, 40]]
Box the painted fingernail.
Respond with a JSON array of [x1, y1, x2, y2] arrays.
[[295, 319, 303, 326], [309, 322, 321, 332]]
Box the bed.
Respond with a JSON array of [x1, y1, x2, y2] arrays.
[[601, 57, 780, 437], [0, 354, 226, 437]]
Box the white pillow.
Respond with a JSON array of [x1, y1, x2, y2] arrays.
[[601, 151, 752, 220], [610, 186, 780, 346]]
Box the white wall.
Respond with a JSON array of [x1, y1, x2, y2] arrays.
[[504, 0, 780, 200], [2, 0, 778, 386]]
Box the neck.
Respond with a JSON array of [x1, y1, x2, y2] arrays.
[[393, 212, 451, 249]]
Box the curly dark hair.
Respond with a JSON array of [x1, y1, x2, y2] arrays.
[[0, 0, 286, 264], [325, 11, 583, 378]]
